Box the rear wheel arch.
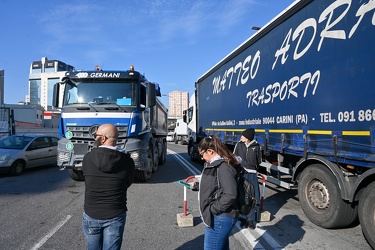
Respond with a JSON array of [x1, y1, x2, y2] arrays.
[[294, 156, 351, 200]]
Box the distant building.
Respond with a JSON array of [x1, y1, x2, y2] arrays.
[[28, 57, 74, 111], [168, 90, 189, 119], [0, 69, 4, 104], [27, 57, 74, 127], [3, 103, 44, 128]]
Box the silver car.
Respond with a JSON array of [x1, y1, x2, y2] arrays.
[[0, 134, 59, 176]]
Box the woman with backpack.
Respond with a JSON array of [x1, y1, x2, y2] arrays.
[[191, 135, 240, 250], [233, 128, 262, 229]]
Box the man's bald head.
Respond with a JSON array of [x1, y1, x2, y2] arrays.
[[96, 124, 119, 145]]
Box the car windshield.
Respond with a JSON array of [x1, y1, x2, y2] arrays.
[[0, 136, 33, 149], [64, 79, 136, 106]]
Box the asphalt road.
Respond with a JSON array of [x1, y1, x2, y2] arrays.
[[0, 142, 372, 249]]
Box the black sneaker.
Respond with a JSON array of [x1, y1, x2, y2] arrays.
[[238, 218, 248, 228], [248, 220, 256, 230]]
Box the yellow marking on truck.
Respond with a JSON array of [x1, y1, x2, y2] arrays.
[[307, 130, 332, 135], [342, 131, 370, 136], [205, 128, 370, 136]]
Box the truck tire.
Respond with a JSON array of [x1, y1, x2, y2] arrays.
[[358, 182, 375, 249], [136, 157, 152, 182], [189, 146, 197, 162], [158, 142, 166, 165], [152, 147, 159, 173], [69, 169, 84, 181], [298, 164, 357, 228]]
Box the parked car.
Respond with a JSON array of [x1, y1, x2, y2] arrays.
[[166, 132, 174, 142], [0, 134, 60, 176]]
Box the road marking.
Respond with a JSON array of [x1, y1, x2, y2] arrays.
[[30, 215, 72, 250], [255, 225, 285, 249], [168, 149, 284, 250], [168, 149, 201, 176]]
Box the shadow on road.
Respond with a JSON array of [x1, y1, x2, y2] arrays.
[[0, 165, 76, 196]]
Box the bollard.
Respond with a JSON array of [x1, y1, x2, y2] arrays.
[[258, 173, 271, 222], [176, 175, 196, 227], [258, 173, 266, 211]]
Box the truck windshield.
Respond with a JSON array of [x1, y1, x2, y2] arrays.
[[63, 79, 136, 106]]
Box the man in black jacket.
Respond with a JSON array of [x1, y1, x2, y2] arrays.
[[81, 124, 135, 250], [233, 128, 262, 229]]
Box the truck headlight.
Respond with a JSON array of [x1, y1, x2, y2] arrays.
[[58, 152, 71, 162], [130, 151, 140, 161]]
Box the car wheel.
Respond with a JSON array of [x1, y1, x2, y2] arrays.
[[10, 160, 25, 176]]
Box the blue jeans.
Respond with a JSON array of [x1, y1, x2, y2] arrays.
[[82, 212, 126, 250], [245, 172, 260, 223], [204, 214, 238, 250]]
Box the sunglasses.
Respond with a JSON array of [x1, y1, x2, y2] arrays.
[[199, 150, 207, 157], [92, 133, 106, 138]]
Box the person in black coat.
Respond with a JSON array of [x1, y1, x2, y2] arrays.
[[81, 124, 135, 250], [233, 128, 262, 229], [191, 135, 240, 250]]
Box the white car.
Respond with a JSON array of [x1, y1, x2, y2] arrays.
[[0, 134, 60, 176], [166, 132, 174, 142]]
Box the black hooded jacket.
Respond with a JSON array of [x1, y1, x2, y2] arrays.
[[197, 158, 239, 227], [233, 140, 262, 170], [82, 146, 135, 220]]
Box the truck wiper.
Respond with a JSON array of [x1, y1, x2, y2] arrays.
[[96, 102, 126, 111], [85, 102, 99, 112], [67, 102, 99, 112]]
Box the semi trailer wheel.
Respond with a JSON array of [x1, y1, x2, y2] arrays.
[[358, 182, 375, 249], [298, 164, 357, 228]]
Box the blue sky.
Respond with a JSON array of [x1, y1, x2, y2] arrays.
[[0, 0, 295, 107]]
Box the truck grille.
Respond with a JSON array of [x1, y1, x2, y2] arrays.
[[66, 125, 128, 146]]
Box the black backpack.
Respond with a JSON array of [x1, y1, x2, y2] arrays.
[[235, 166, 256, 216], [215, 163, 256, 216]]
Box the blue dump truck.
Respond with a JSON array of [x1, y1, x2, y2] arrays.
[[185, 0, 375, 247], [52, 66, 168, 182]]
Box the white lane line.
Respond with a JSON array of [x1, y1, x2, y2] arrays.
[[30, 215, 72, 250], [168, 149, 201, 176], [255, 225, 285, 249], [168, 149, 284, 250]]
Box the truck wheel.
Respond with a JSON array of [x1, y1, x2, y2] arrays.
[[298, 164, 357, 228], [158, 142, 166, 165], [358, 182, 375, 249], [69, 169, 84, 181], [10, 160, 25, 176], [136, 157, 152, 182], [189, 147, 197, 162], [136, 169, 152, 182], [152, 147, 159, 173]]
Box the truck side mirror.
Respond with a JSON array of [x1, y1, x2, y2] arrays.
[[147, 82, 156, 107], [183, 110, 187, 123], [52, 83, 60, 108]]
